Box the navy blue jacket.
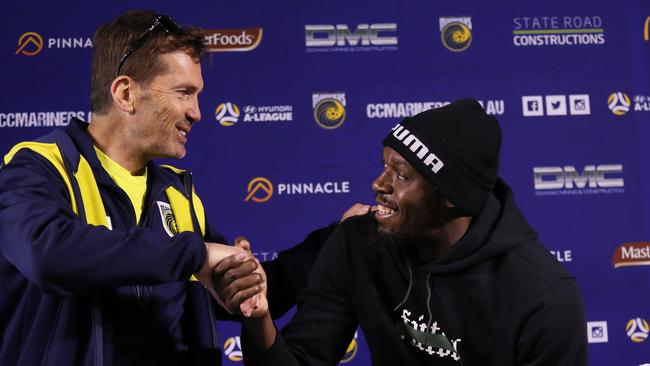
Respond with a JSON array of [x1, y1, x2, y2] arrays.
[[0, 118, 332, 365]]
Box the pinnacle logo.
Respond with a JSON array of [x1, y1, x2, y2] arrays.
[[627, 318, 649, 343], [313, 92, 346, 129], [608, 92, 631, 115], [204, 28, 263, 52], [215, 102, 240, 126], [340, 332, 359, 363], [440, 17, 472, 52], [16, 32, 44, 56], [223, 336, 243, 361], [245, 177, 273, 203], [156, 201, 178, 237], [613, 242, 650, 268]]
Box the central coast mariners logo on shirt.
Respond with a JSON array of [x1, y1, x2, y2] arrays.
[[157, 201, 179, 237]]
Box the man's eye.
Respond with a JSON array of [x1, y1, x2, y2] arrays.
[[176, 90, 190, 100], [396, 171, 406, 180]]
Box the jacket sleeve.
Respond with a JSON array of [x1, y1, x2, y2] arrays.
[[516, 277, 588, 366], [242, 226, 357, 366], [262, 222, 339, 319], [0, 150, 206, 295]]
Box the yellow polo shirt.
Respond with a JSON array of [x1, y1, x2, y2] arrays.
[[94, 146, 147, 224]]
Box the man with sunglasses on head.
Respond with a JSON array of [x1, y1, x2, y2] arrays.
[[0, 10, 334, 366], [222, 100, 587, 365]]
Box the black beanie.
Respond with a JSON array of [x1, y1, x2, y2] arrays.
[[382, 98, 501, 215]]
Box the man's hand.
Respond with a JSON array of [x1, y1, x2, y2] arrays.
[[195, 242, 255, 310], [341, 203, 377, 222], [213, 237, 268, 317]]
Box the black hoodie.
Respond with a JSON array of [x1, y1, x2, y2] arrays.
[[243, 180, 587, 365]]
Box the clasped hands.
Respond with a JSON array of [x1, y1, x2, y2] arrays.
[[195, 238, 268, 318]]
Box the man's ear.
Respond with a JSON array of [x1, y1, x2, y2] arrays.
[[110, 76, 137, 113]]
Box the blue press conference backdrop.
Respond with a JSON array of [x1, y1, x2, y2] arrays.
[[2, 0, 650, 365]]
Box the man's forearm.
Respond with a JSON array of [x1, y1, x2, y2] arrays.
[[243, 312, 276, 350]]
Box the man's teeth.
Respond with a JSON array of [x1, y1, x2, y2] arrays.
[[178, 129, 187, 137], [378, 204, 395, 215]]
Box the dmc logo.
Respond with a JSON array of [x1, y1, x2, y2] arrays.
[[313, 93, 346, 129], [204, 28, 262, 52], [305, 23, 397, 47], [223, 336, 243, 361], [608, 92, 631, 115], [215, 102, 240, 126], [644, 16, 650, 41], [533, 165, 624, 190], [627, 318, 650, 342], [439, 17, 472, 52], [587, 321, 608, 343], [613, 242, 650, 268], [245, 177, 273, 203], [16, 32, 44, 56], [340, 335, 358, 363]]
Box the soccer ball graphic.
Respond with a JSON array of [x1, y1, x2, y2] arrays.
[[607, 92, 631, 116], [626, 318, 649, 342], [215, 102, 240, 126]]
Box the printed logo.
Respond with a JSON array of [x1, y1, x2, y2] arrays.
[[627, 318, 650, 342], [549, 249, 572, 262], [215, 102, 240, 126], [245, 177, 273, 203], [223, 336, 243, 361], [569, 94, 591, 115], [587, 321, 608, 343], [389, 124, 445, 173], [533, 164, 624, 196], [215, 101, 293, 126], [522, 94, 590, 116], [366, 99, 504, 118], [204, 28, 262, 52], [0, 110, 89, 128], [545, 95, 567, 116], [313, 92, 346, 129], [305, 23, 398, 53], [613, 242, 650, 268], [439, 17, 472, 52], [16, 32, 92, 56], [608, 92, 650, 115], [16, 32, 44, 56], [522, 96, 544, 116], [644, 16, 650, 41], [513, 16, 605, 46], [156, 201, 178, 237], [245, 177, 351, 203], [608, 92, 631, 115], [340, 332, 359, 363], [400, 308, 461, 361]]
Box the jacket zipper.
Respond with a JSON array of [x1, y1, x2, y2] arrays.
[[183, 172, 221, 350]]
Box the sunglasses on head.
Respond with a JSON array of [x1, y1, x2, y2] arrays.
[[115, 14, 185, 78]]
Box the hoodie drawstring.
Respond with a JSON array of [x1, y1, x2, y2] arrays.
[[393, 260, 413, 311]]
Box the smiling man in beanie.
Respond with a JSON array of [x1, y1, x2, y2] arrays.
[[219, 99, 587, 365]]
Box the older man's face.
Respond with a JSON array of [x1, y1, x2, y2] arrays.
[[372, 147, 446, 237], [132, 51, 204, 160]]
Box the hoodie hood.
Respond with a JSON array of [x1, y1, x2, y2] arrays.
[[414, 178, 539, 274]]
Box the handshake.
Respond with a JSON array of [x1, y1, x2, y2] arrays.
[[195, 238, 268, 318]]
